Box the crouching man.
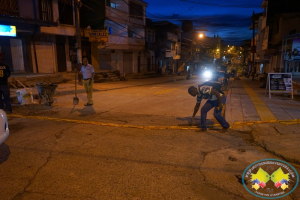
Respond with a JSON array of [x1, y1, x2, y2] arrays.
[[188, 81, 230, 132]]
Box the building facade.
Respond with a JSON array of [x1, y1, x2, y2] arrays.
[[253, 0, 300, 78], [93, 0, 148, 75], [0, 0, 60, 74]]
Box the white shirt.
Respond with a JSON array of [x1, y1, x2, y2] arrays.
[[80, 64, 95, 80]]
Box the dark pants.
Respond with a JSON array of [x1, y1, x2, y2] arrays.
[[200, 96, 229, 130], [0, 85, 12, 112]]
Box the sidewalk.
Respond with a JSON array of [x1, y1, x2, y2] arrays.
[[226, 77, 300, 125]]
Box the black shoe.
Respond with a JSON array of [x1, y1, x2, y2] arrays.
[[84, 103, 93, 106]]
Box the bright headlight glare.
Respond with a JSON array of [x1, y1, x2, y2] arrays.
[[203, 71, 212, 78]]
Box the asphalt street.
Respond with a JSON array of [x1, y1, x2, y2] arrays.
[[0, 76, 300, 200]]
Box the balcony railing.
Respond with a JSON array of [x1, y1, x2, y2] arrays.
[[39, 0, 53, 22], [108, 35, 145, 48], [0, 0, 18, 17], [166, 50, 180, 59], [106, 6, 144, 26]]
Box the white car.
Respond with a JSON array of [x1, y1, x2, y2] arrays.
[[0, 109, 9, 144]]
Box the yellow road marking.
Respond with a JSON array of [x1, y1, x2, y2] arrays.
[[242, 81, 277, 121], [8, 114, 300, 130]]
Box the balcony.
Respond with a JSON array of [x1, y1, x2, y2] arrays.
[[105, 35, 145, 50], [106, 6, 144, 27], [106, 6, 128, 23], [128, 37, 145, 46], [167, 32, 177, 42], [39, 0, 53, 22], [166, 50, 180, 59]]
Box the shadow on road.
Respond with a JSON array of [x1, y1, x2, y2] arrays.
[[69, 105, 96, 117], [177, 116, 215, 127]]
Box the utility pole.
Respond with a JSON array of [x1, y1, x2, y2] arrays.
[[75, 0, 82, 65], [252, 11, 256, 81]]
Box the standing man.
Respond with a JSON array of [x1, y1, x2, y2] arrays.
[[0, 62, 12, 113], [188, 81, 230, 132], [80, 56, 95, 106]]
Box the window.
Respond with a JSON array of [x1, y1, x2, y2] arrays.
[[147, 32, 151, 42], [128, 29, 136, 38], [146, 30, 155, 43], [39, 0, 53, 22], [58, 0, 73, 25], [130, 2, 143, 20], [166, 41, 171, 50], [147, 30, 152, 42], [111, 2, 116, 8], [107, 0, 116, 8]]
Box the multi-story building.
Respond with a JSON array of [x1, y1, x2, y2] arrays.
[[0, 0, 149, 76], [151, 21, 181, 74], [254, 0, 300, 77], [91, 0, 148, 75], [37, 0, 79, 73], [145, 19, 156, 72], [0, 0, 59, 73]]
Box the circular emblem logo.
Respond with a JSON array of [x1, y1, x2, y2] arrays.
[[242, 159, 299, 199]]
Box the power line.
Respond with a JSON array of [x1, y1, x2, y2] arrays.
[[121, 0, 168, 22], [80, 1, 145, 39]]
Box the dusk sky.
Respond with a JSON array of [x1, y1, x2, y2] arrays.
[[144, 0, 263, 45]]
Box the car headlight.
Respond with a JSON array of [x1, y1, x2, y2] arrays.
[[203, 71, 212, 78]]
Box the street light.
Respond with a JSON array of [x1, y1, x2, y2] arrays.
[[199, 33, 204, 38]]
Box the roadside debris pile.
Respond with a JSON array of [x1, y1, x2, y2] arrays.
[[36, 82, 57, 106]]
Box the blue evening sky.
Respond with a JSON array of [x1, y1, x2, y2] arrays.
[[144, 0, 263, 45]]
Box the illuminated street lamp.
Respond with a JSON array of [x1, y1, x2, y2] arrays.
[[199, 33, 204, 38]]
